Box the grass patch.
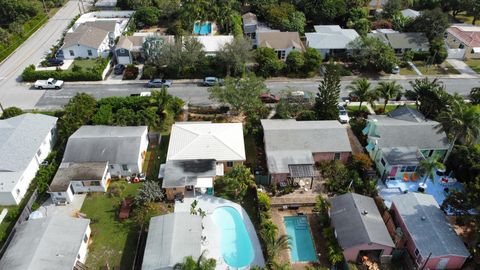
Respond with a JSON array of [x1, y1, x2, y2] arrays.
[[465, 59, 480, 74], [414, 61, 460, 75], [81, 183, 141, 270], [453, 12, 480, 26], [374, 104, 417, 114], [346, 105, 368, 114], [68, 59, 102, 71], [400, 66, 419, 75]]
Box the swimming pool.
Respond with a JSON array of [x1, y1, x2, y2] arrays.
[[284, 216, 317, 262], [193, 21, 212, 35], [212, 206, 254, 268]]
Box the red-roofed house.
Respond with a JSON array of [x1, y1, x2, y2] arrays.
[[445, 25, 480, 59]]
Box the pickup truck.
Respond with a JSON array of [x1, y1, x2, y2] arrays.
[[34, 78, 64, 89]]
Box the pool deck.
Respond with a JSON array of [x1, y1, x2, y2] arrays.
[[175, 195, 265, 269]]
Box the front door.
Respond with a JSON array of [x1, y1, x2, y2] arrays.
[[436, 258, 449, 269], [389, 166, 398, 177]]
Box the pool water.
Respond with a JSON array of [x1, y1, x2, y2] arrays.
[[211, 206, 254, 268], [284, 216, 317, 262], [193, 22, 212, 35]]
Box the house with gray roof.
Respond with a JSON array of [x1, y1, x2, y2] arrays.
[[261, 119, 352, 183], [370, 32, 429, 54], [256, 32, 304, 60], [329, 193, 394, 262], [142, 213, 202, 270], [0, 215, 91, 270], [363, 106, 449, 180], [0, 113, 57, 205], [391, 193, 469, 269], [305, 25, 360, 58]]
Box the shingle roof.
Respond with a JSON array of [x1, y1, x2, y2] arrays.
[[116, 35, 144, 50], [384, 33, 429, 49], [257, 32, 304, 51], [0, 114, 57, 191], [0, 216, 90, 270], [49, 162, 108, 192], [392, 193, 470, 258], [63, 21, 116, 49], [167, 122, 246, 162], [382, 147, 423, 165], [447, 25, 480, 48], [387, 106, 425, 122], [306, 25, 359, 50], [242, 12, 257, 25], [266, 150, 314, 174], [329, 193, 394, 249], [62, 125, 148, 164], [142, 213, 202, 270]]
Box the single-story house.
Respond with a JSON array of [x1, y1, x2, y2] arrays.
[[445, 25, 480, 59], [305, 25, 360, 58], [242, 12, 258, 39], [261, 119, 352, 184], [329, 193, 395, 262], [391, 193, 470, 269], [401, 9, 420, 19], [0, 114, 57, 205], [194, 35, 234, 56], [0, 215, 91, 270], [142, 212, 202, 270], [160, 122, 245, 200], [94, 0, 117, 10], [48, 161, 111, 204], [115, 33, 175, 65], [370, 32, 429, 54], [364, 106, 449, 180], [62, 125, 149, 177], [256, 31, 304, 60]]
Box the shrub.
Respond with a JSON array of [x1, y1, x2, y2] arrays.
[[0, 107, 23, 119], [7, 207, 19, 222], [134, 181, 164, 206], [108, 181, 126, 197], [21, 58, 109, 81], [257, 192, 271, 212], [123, 65, 139, 80], [141, 65, 157, 79]]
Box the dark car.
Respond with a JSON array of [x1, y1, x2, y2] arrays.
[[260, 93, 280, 103], [113, 64, 125, 75], [145, 78, 172, 88], [47, 58, 64, 66]]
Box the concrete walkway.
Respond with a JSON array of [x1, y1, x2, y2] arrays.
[[447, 59, 479, 75], [407, 61, 423, 75]]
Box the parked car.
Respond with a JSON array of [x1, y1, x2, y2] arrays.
[[113, 64, 125, 75], [338, 105, 350, 123], [203, 77, 223, 87], [34, 78, 64, 89], [391, 65, 400, 74], [145, 78, 172, 88], [47, 58, 64, 67], [260, 93, 280, 103]]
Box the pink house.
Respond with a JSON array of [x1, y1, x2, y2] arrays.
[[329, 193, 395, 262], [391, 193, 470, 270], [261, 119, 353, 184]]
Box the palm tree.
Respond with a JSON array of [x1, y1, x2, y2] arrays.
[[436, 101, 480, 163], [417, 157, 445, 184], [375, 81, 403, 111], [262, 232, 291, 267], [173, 251, 216, 270], [408, 78, 441, 109], [270, 261, 291, 270], [346, 78, 374, 110]]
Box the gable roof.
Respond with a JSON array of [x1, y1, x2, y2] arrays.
[[49, 162, 108, 192], [62, 125, 148, 164], [63, 21, 117, 49], [306, 25, 359, 49], [116, 35, 145, 50], [0, 114, 57, 191], [384, 32, 429, 49], [167, 122, 246, 162], [0, 215, 90, 270], [257, 32, 304, 51], [401, 9, 420, 19], [329, 193, 394, 249], [447, 25, 480, 48], [242, 12, 257, 25], [387, 106, 426, 122], [392, 193, 470, 258], [142, 213, 202, 270]]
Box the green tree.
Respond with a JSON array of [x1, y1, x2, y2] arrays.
[[348, 36, 398, 73], [409, 78, 450, 118], [470, 87, 480, 105], [134, 7, 159, 28], [263, 3, 306, 33], [134, 181, 164, 206], [383, 0, 404, 19], [255, 47, 285, 77], [213, 165, 255, 202], [406, 8, 450, 40], [114, 108, 137, 126], [208, 74, 267, 115], [417, 157, 445, 184], [346, 78, 374, 109], [0, 106, 23, 119], [173, 251, 216, 270], [217, 37, 253, 76], [262, 232, 291, 267], [132, 202, 166, 227], [142, 34, 167, 71], [315, 62, 340, 120], [429, 38, 448, 64], [375, 81, 403, 111], [59, 93, 97, 142], [462, 0, 480, 25], [303, 48, 322, 75], [285, 50, 305, 76], [297, 0, 347, 24], [92, 104, 114, 125]]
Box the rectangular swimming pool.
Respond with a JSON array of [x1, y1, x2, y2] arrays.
[[283, 216, 317, 262]]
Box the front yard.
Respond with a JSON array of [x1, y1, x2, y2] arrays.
[[68, 59, 102, 71], [400, 61, 460, 75], [465, 59, 480, 74], [374, 104, 417, 114]]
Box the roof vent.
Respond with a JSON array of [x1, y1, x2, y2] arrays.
[[421, 216, 426, 221], [362, 210, 368, 215]]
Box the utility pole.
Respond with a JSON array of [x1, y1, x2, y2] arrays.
[[41, 0, 48, 14]]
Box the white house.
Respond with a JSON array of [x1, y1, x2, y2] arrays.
[[61, 126, 149, 177], [0, 114, 57, 205], [194, 35, 234, 56], [0, 215, 91, 270], [48, 162, 111, 204], [305, 25, 359, 58], [256, 31, 304, 60]]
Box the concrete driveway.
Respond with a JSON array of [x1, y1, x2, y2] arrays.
[[447, 59, 479, 75]]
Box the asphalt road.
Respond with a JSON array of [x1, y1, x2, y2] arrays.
[[0, 0, 86, 109], [34, 78, 480, 110]]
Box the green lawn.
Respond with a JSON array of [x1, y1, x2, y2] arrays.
[[465, 59, 480, 74], [374, 104, 417, 114], [69, 59, 101, 71], [81, 183, 141, 270], [0, 205, 20, 243], [401, 61, 460, 75], [453, 12, 480, 26], [346, 105, 369, 114]]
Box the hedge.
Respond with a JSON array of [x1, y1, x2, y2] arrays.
[[21, 58, 109, 82]]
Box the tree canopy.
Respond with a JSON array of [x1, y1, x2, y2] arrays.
[[315, 62, 341, 120], [348, 36, 398, 73]]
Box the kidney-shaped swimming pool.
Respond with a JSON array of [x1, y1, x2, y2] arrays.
[[211, 206, 254, 268]]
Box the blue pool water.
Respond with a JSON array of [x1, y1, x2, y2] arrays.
[[284, 216, 317, 262], [193, 22, 212, 35], [212, 206, 254, 268]]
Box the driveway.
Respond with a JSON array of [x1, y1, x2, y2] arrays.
[[447, 59, 479, 75]]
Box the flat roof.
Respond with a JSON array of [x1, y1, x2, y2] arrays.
[[49, 162, 108, 192], [162, 159, 217, 188]]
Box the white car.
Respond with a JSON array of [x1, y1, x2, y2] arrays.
[[338, 106, 350, 123], [34, 78, 64, 89]]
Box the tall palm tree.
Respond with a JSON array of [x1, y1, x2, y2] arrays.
[[417, 157, 445, 184], [375, 81, 403, 111], [262, 232, 291, 267], [436, 101, 480, 163], [270, 261, 291, 270], [346, 78, 374, 109], [408, 78, 441, 109], [173, 251, 216, 270]]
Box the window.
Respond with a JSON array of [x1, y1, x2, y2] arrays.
[[87, 49, 93, 56], [276, 50, 286, 60], [122, 164, 128, 171], [380, 158, 386, 166], [16, 189, 20, 195], [406, 166, 416, 172], [83, 234, 88, 243], [57, 192, 62, 196], [110, 164, 115, 169], [414, 248, 419, 257], [120, 49, 126, 53], [428, 150, 434, 157], [334, 153, 341, 160], [69, 50, 74, 56], [77, 254, 81, 259], [36, 149, 42, 157], [459, 43, 464, 49], [82, 181, 101, 187], [400, 166, 407, 172], [226, 161, 234, 167]]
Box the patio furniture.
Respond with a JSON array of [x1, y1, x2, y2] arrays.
[[403, 173, 409, 182], [411, 173, 418, 182]]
